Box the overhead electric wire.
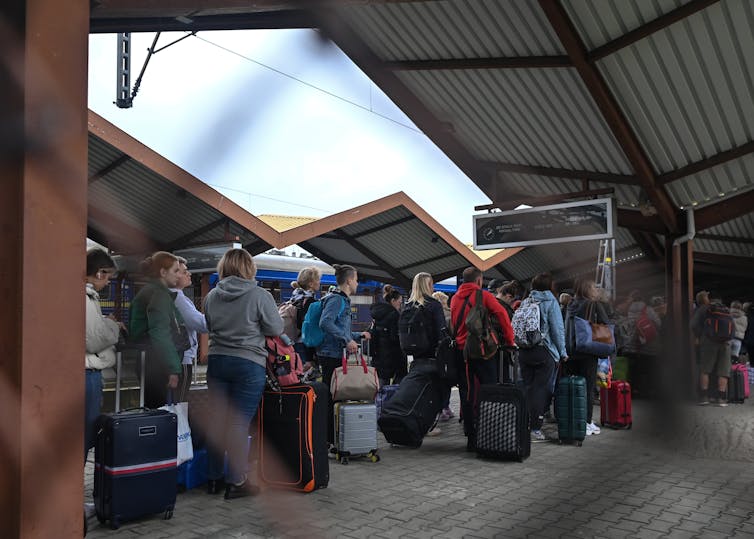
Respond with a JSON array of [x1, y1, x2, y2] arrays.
[[192, 33, 423, 134], [207, 183, 333, 214]]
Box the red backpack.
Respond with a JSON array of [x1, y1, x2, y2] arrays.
[[635, 306, 657, 345], [265, 336, 304, 388]]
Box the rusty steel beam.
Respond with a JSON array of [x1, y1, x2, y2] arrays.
[[88, 153, 129, 184], [694, 189, 754, 231], [484, 161, 638, 185], [0, 1, 89, 536], [477, 187, 615, 211], [314, 11, 497, 196], [657, 140, 754, 185], [589, 0, 721, 61], [539, 0, 679, 234], [384, 55, 571, 71]]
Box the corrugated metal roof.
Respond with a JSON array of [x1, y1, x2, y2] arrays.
[[595, 0, 754, 174], [397, 68, 632, 173], [664, 153, 754, 209], [339, 0, 564, 60]]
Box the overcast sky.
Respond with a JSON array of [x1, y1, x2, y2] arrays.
[[88, 29, 491, 244]]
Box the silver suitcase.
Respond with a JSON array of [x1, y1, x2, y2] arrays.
[[333, 401, 379, 464]]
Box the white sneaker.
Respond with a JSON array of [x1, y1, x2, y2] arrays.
[[587, 422, 601, 435]]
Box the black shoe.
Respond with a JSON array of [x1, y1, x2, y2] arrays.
[[224, 481, 260, 500], [466, 436, 476, 452], [207, 479, 226, 495]]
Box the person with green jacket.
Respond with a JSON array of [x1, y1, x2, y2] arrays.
[[129, 251, 184, 408]]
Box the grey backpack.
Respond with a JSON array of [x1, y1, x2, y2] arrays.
[[511, 298, 543, 349]]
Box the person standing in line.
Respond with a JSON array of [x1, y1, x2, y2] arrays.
[[170, 256, 208, 402], [370, 285, 407, 387], [450, 267, 514, 451], [690, 291, 731, 406], [316, 264, 371, 447], [729, 300, 748, 362], [517, 273, 568, 442], [290, 266, 322, 371], [129, 251, 184, 408], [203, 248, 284, 499], [432, 290, 455, 422], [565, 278, 609, 436]]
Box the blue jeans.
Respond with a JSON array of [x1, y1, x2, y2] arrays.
[[84, 369, 103, 460], [206, 355, 266, 485]]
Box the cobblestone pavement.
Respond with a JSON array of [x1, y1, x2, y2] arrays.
[[85, 391, 754, 539]]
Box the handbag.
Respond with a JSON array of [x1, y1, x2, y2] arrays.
[[573, 315, 616, 356], [330, 350, 379, 402], [435, 332, 459, 385], [587, 302, 614, 344], [160, 399, 193, 466]]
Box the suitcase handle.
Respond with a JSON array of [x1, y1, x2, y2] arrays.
[[115, 348, 146, 413], [340, 350, 368, 374]]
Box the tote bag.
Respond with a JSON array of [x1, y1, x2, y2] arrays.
[[330, 350, 379, 402]]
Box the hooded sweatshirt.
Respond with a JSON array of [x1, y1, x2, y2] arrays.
[[203, 276, 284, 367], [730, 307, 748, 340], [527, 289, 567, 363], [450, 282, 514, 349]]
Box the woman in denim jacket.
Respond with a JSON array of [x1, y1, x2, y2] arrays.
[[316, 264, 371, 446]]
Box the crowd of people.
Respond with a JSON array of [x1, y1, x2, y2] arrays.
[[84, 246, 753, 510]]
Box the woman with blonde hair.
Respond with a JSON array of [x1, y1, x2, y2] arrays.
[[203, 248, 284, 499]]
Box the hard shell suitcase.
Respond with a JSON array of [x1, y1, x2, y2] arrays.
[[729, 365, 746, 403], [731, 363, 749, 399], [94, 347, 177, 529], [333, 401, 380, 464], [475, 383, 530, 461], [600, 381, 632, 429], [257, 382, 329, 492], [377, 362, 444, 448], [556, 375, 587, 445]]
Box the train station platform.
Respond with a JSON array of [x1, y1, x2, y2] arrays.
[[84, 390, 754, 539]]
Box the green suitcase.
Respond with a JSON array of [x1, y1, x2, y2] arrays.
[[556, 375, 587, 445]]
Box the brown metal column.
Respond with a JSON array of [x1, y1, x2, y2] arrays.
[[0, 1, 89, 537], [664, 237, 695, 399]]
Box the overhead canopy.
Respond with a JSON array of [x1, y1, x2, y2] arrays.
[[89, 1, 754, 294], [87, 111, 281, 255]]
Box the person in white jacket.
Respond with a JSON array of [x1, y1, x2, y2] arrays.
[[170, 256, 208, 401], [85, 249, 121, 459]]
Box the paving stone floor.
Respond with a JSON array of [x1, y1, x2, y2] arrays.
[[85, 390, 754, 539]]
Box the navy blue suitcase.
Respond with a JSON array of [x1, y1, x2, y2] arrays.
[[94, 348, 177, 529]]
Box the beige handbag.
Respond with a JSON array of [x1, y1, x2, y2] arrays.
[[330, 349, 379, 402]]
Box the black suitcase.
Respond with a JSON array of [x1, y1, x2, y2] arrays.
[[729, 367, 746, 403], [94, 348, 177, 529], [377, 362, 444, 448], [257, 382, 329, 492], [475, 383, 530, 461]]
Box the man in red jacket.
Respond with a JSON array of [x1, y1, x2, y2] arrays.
[[450, 267, 514, 450]]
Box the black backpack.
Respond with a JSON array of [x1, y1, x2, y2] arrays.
[[398, 301, 431, 357]]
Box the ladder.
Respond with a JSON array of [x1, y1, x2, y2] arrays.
[[595, 239, 616, 300]]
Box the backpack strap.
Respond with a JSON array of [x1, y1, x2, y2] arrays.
[[452, 295, 472, 338]]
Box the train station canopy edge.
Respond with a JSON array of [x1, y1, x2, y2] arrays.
[[88, 111, 519, 284], [89, 1, 754, 287]]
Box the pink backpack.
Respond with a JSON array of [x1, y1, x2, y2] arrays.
[[265, 336, 303, 387]]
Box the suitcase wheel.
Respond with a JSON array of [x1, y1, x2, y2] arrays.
[[339, 455, 349, 465], [368, 450, 380, 463], [164, 509, 173, 520], [110, 518, 120, 530], [577, 441, 583, 447]]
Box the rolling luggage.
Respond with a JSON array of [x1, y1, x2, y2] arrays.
[[257, 382, 329, 492], [600, 381, 632, 429], [475, 383, 530, 461], [556, 375, 587, 445], [94, 347, 177, 529], [377, 362, 444, 448], [729, 364, 747, 403], [333, 401, 380, 464], [375, 384, 400, 423]]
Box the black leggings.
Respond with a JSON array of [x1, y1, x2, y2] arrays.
[[519, 347, 556, 431]]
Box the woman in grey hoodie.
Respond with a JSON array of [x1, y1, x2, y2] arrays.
[[203, 249, 284, 500]]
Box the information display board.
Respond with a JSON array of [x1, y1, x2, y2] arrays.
[[473, 198, 616, 249]]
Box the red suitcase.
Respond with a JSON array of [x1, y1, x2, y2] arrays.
[[600, 381, 632, 429]]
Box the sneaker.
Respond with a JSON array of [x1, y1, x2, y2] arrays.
[[531, 430, 547, 443], [716, 400, 729, 407], [426, 426, 442, 437], [587, 422, 601, 435], [438, 409, 452, 422]]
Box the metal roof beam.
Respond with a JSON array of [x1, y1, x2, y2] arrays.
[[88, 154, 129, 184], [616, 210, 666, 234], [165, 217, 229, 251], [396, 251, 458, 271], [476, 187, 615, 211], [384, 56, 571, 71], [485, 161, 638, 185], [88, 204, 160, 254], [695, 233, 754, 246], [694, 251, 754, 271], [539, 0, 679, 234], [694, 189, 754, 230], [630, 230, 664, 261], [90, 9, 313, 33], [333, 229, 411, 286], [315, 10, 497, 195], [657, 140, 754, 185], [297, 240, 386, 274], [350, 214, 417, 238], [588, 0, 721, 62]]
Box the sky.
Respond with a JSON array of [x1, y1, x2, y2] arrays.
[[87, 29, 491, 245]]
